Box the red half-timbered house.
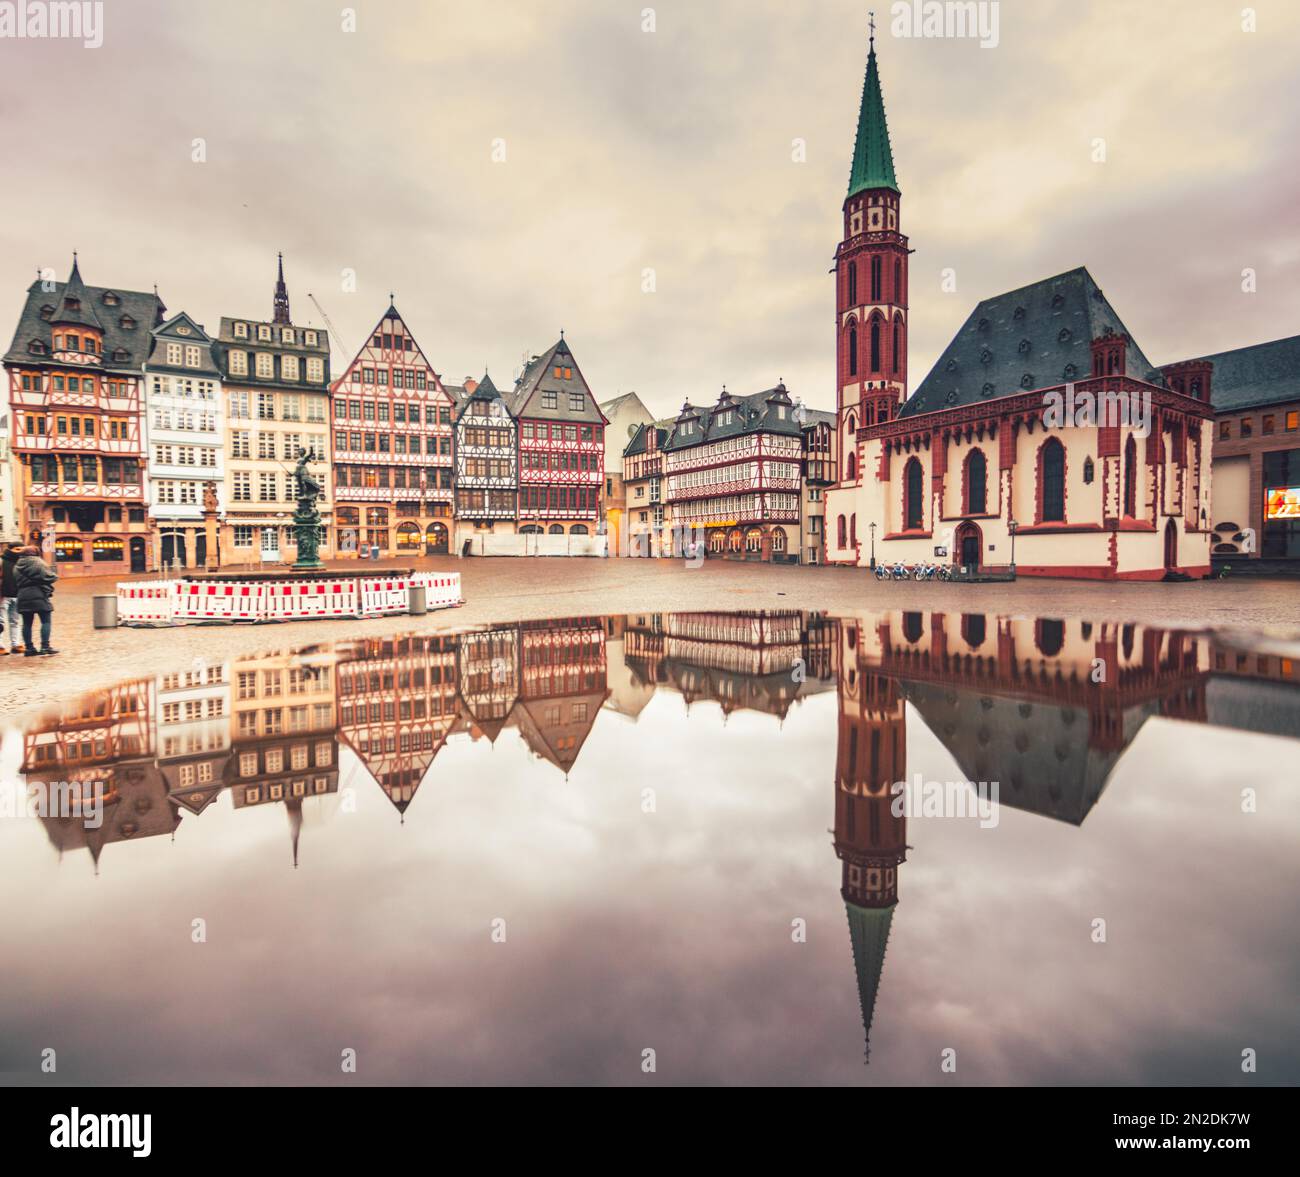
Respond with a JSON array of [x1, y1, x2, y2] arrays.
[[331, 300, 455, 557], [508, 336, 607, 536], [4, 257, 163, 574]]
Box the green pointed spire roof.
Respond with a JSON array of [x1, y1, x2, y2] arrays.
[[847, 42, 899, 198], [846, 900, 896, 1063]]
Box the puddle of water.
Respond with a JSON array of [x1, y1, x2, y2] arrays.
[[1, 610, 1296, 1085]]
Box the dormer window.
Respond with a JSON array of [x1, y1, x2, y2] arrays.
[[28, 339, 46, 354], [1020, 373, 1035, 388], [945, 358, 958, 372], [304, 330, 318, 346], [980, 382, 995, 397], [65, 296, 81, 311], [120, 315, 137, 329], [1051, 293, 1065, 309], [1013, 306, 1025, 321], [977, 318, 989, 332], [979, 348, 992, 364], [1018, 338, 1031, 353], [102, 291, 120, 306], [1063, 363, 1077, 380], [113, 348, 130, 362], [234, 322, 249, 338], [39, 304, 55, 320], [257, 325, 271, 341], [1058, 328, 1072, 343]]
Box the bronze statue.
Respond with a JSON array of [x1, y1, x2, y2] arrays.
[[290, 447, 325, 569]]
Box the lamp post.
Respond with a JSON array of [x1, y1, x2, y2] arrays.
[[1008, 518, 1018, 574], [869, 520, 877, 569]]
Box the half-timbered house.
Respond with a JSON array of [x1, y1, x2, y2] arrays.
[[3, 256, 162, 574], [622, 420, 670, 556], [663, 384, 804, 561], [330, 299, 455, 558], [335, 634, 460, 815], [452, 372, 518, 552], [508, 336, 607, 538]]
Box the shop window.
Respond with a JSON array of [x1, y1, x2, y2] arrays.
[[92, 537, 124, 562], [55, 537, 84, 563]]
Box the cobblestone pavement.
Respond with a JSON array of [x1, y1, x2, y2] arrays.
[[2, 557, 1298, 723]]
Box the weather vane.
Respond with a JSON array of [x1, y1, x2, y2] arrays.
[[869, 10, 875, 49]]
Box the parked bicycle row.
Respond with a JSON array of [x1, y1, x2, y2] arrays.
[[873, 561, 958, 581]]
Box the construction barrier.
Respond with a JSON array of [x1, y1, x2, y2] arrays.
[[115, 571, 461, 626], [116, 580, 180, 625]]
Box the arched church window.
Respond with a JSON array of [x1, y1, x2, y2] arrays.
[[904, 457, 924, 530], [1040, 438, 1066, 522]]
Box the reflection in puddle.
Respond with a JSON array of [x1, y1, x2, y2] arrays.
[[5, 610, 1298, 1084]]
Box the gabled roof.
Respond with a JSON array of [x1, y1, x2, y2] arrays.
[[506, 336, 606, 424], [51, 256, 103, 331], [454, 371, 513, 423], [1172, 335, 1300, 413], [147, 311, 221, 376], [847, 42, 898, 197], [622, 421, 669, 458], [901, 266, 1163, 420], [664, 385, 803, 451], [4, 261, 164, 371], [599, 390, 651, 419]]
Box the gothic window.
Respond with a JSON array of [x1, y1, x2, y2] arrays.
[[848, 324, 858, 376], [965, 450, 987, 514], [902, 612, 924, 643], [848, 262, 857, 305], [1040, 438, 1066, 522], [846, 450, 858, 481], [1083, 456, 1095, 484], [837, 515, 847, 547], [870, 317, 881, 373], [1123, 434, 1137, 516], [904, 456, 924, 530], [870, 256, 881, 301], [892, 317, 900, 374], [961, 613, 986, 648]]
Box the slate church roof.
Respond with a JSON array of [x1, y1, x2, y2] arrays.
[[901, 267, 1163, 420]]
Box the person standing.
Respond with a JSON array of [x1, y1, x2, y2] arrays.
[[15, 545, 58, 656], [1, 540, 22, 655]]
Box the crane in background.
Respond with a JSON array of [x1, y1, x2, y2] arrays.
[[307, 292, 355, 367]]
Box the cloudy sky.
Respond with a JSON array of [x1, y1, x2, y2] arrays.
[[1, 0, 1297, 421]]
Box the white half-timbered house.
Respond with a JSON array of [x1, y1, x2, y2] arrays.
[[664, 383, 805, 561], [452, 372, 518, 551]]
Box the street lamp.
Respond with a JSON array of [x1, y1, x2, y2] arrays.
[[869, 520, 877, 569], [1008, 517, 1018, 573]]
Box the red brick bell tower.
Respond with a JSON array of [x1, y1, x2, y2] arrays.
[[835, 16, 909, 486]]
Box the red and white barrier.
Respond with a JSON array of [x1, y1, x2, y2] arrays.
[[412, 571, 464, 608], [115, 570, 461, 626], [116, 581, 180, 625]]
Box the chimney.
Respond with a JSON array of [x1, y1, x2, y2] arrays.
[[464, 376, 479, 395]]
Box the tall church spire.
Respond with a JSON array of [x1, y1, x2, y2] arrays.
[[273, 251, 291, 325], [847, 21, 899, 197]]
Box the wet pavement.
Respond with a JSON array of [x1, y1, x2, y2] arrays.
[[1, 603, 1297, 1085]]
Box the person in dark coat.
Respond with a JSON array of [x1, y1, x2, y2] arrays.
[[1, 540, 22, 655], [14, 546, 58, 656]]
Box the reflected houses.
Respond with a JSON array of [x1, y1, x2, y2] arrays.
[[227, 649, 340, 866], [512, 618, 609, 774], [336, 635, 460, 816], [157, 662, 231, 817], [621, 611, 837, 719], [456, 625, 521, 742], [22, 678, 173, 870]]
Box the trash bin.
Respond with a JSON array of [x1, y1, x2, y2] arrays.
[[359, 546, 369, 560], [408, 584, 427, 616], [93, 594, 118, 629], [370, 545, 381, 561]]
